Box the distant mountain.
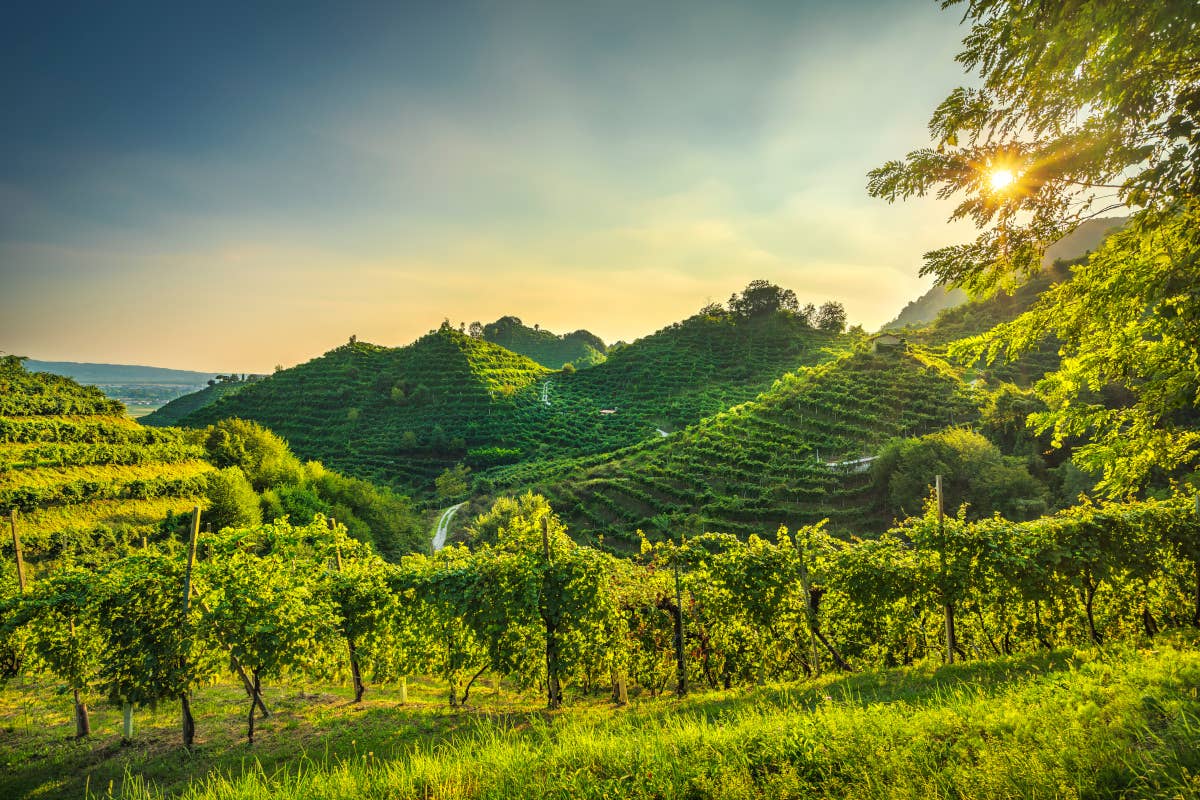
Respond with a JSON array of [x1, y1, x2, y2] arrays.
[[883, 285, 968, 332], [479, 317, 607, 369], [23, 360, 218, 385], [880, 216, 1126, 331]]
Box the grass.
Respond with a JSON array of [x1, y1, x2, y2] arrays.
[[2, 638, 1198, 799]]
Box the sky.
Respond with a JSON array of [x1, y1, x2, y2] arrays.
[[0, 1, 978, 373]]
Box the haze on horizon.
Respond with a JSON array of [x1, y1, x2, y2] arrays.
[[1, 0, 976, 373]]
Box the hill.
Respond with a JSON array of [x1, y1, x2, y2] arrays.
[[883, 284, 968, 331], [498, 347, 978, 547], [880, 216, 1126, 331], [0, 356, 213, 558], [172, 303, 850, 497], [550, 305, 848, 434], [479, 316, 607, 369], [141, 375, 262, 427], [178, 327, 553, 492]]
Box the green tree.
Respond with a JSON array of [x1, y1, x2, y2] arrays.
[[868, 0, 1200, 494], [727, 280, 800, 318], [204, 466, 263, 531], [815, 301, 847, 333], [202, 418, 303, 490], [872, 428, 1047, 521], [435, 464, 471, 503]]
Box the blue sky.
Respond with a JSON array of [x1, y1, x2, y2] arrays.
[[1, 1, 976, 371]]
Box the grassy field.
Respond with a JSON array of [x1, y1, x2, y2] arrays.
[[2, 637, 1198, 799]]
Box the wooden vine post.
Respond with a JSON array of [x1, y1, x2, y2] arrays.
[[937, 475, 956, 664], [673, 531, 687, 698], [9, 509, 26, 594], [180, 506, 200, 748], [68, 616, 90, 737]]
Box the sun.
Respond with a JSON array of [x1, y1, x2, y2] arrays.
[[989, 168, 1016, 191]]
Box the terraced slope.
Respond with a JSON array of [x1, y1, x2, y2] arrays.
[[179, 328, 552, 491], [504, 348, 978, 547], [553, 308, 849, 432], [0, 357, 212, 555], [173, 313, 849, 496]]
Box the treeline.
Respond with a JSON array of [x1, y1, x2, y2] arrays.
[[3, 491, 1196, 749]]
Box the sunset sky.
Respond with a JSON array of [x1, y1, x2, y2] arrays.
[[1, 1, 976, 373]]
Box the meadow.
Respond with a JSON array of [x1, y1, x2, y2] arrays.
[[2, 637, 1197, 799]]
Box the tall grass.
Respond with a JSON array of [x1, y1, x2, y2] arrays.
[[110, 640, 1200, 800]]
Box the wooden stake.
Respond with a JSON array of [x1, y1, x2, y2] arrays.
[[180, 506, 201, 747], [936, 475, 955, 665], [9, 509, 26, 593]]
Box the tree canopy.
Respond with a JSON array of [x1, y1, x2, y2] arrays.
[[869, 0, 1200, 494]]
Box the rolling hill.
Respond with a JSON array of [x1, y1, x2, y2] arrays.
[[495, 346, 979, 547], [21, 359, 220, 416], [141, 375, 263, 427], [167, 307, 852, 496]]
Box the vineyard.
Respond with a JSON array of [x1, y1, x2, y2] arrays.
[[501, 348, 981, 546], [2, 491, 1199, 798], [0, 357, 213, 555], [168, 310, 850, 498]]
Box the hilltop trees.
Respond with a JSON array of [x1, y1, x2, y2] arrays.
[[728, 280, 799, 318], [815, 301, 847, 333], [869, 0, 1200, 494], [724, 281, 849, 333]]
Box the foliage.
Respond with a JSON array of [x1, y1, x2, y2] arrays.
[[434, 464, 471, 503], [201, 419, 303, 491], [954, 210, 1200, 494], [815, 301, 847, 333], [727, 280, 799, 318], [93, 554, 217, 709], [203, 467, 262, 531], [871, 428, 1047, 521], [869, 0, 1200, 495]]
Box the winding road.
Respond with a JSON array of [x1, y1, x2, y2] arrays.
[[431, 502, 466, 552]]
